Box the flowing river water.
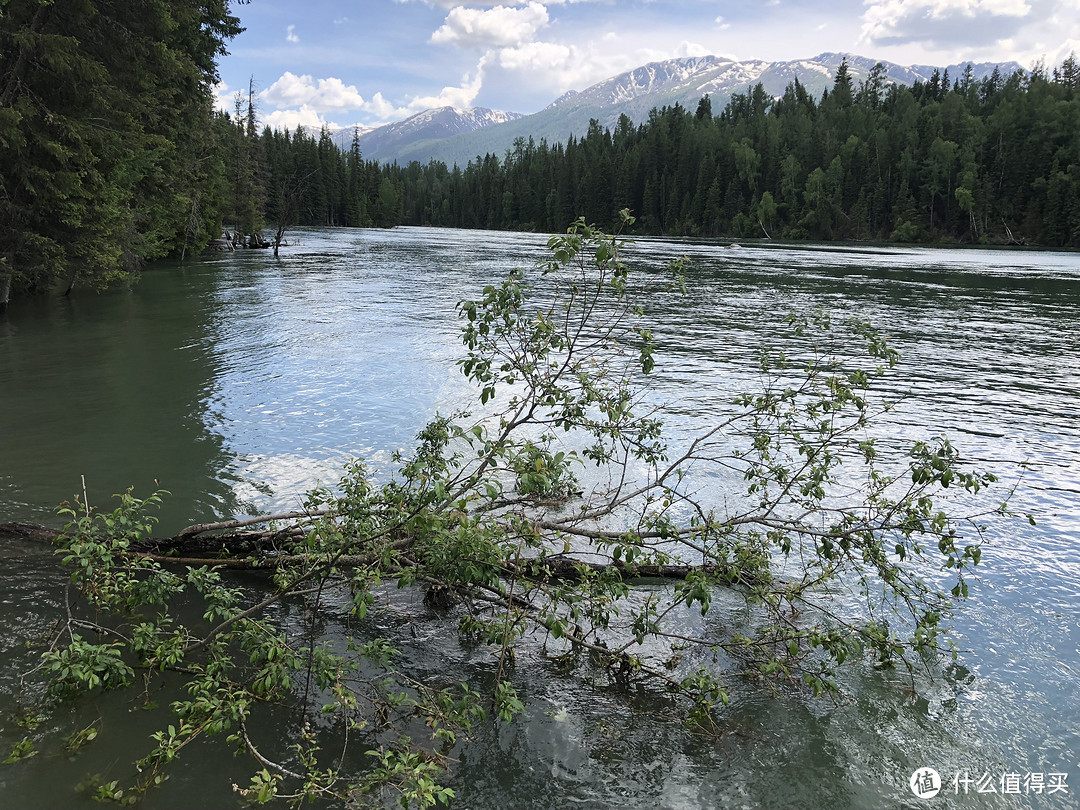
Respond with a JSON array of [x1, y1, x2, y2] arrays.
[[0, 226, 1078, 808]]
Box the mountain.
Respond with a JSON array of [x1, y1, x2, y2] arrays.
[[349, 106, 524, 163], [549, 52, 1017, 121], [369, 52, 1022, 168]]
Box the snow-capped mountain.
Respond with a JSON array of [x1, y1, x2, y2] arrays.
[[541, 52, 1016, 129], [366, 53, 1022, 167], [546, 55, 736, 111], [353, 106, 524, 164]]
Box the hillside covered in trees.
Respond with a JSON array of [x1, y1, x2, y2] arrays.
[[1, 0, 1077, 312], [257, 58, 1080, 249]]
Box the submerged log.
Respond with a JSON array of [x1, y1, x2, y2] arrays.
[[0, 510, 738, 583], [0, 508, 315, 558], [0, 522, 60, 543]]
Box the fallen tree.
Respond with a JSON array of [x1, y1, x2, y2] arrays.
[[9, 212, 1011, 807]]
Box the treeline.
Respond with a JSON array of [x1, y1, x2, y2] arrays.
[[0, 0, 249, 311], [252, 57, 1080, 249]]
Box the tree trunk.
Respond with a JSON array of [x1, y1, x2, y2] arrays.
[[0, 268, 11, 315], [0, 5, 49, 107]]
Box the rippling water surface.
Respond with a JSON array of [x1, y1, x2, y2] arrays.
[[1, 227, 1078, 808]]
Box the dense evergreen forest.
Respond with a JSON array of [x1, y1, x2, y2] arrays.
[[263, 58, 1080, 249], [1, 0, 1077, 311], [0, 0, 247, 311]]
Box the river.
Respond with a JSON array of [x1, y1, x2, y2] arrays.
[[0, 226, 1078, 808]]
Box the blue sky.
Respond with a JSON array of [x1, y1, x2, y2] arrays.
[[216, 0, 1080, 132]]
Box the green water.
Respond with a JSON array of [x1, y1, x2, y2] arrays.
[[1, 227, 1078, 808]]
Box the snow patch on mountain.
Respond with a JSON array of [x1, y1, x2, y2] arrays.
[[353, 106, 524, 163]]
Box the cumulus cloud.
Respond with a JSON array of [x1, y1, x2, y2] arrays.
[[365, 92, 399, 119], [400, 59, 487, 113], [861, 0, 1037, 47], [398, 0, 601, 6], [286, 24, 299, 43], [261, 106, 328, 132], [255, 58, 489, 128], [431, 2, 549, 48], [493, 38, 631, 94], [674, 40, 711, 57], [497, 40, 573, 71], [262, 72, 366, 112]]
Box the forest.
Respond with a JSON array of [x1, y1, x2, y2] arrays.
[[2, 0, 1078, 313], [0, 0, 245, 311], [257, 58, 1080, 248]]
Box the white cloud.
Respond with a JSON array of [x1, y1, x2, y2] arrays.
[[286, 24, 299, 43], [852, 0, 1080, 70], [632, 39, 712, 62], [401, 59, 487, 113], [431, 2, 550, 48], [494, 39, 630, 94], [861, 0, 1035, 46], [497, 40, 573, 71], [1052, 38, 1080, 63], [674, 40, 711, 57], [365, 92, 399, 119], [858, 0, 1080, 67], [398, 0, 602, 5], [255, 57, 491, 127], [212, 81, 232, 113], [261, 106, 328, 132], [1041, 14, 1080, 63], [261, 72, 366, 112]]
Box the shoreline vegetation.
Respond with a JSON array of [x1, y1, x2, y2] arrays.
[[2, 0, 1079, 311]]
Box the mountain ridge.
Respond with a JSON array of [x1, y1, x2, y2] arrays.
[[341, 106, 524, 162], [352, 52, 1024, 167]]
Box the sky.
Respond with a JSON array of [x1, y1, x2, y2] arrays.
[[215, 0, 1080, 132]]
